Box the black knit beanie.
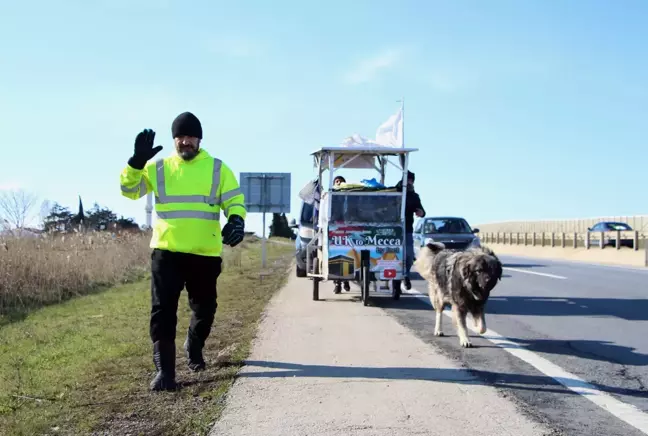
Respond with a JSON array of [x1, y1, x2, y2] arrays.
[[171, 112, 203, 139]]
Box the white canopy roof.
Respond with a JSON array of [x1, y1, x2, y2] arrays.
[[311, 145, 418, 156], [311, 145, 418, 170]]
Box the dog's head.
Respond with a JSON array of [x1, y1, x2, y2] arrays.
[[459, 250, 503, 300]]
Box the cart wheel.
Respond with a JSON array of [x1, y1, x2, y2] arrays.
[[362, 264, 370, 306], [391, 280, 402, 300]]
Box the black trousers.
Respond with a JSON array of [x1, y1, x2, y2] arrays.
[[150, 248, 222, 346]]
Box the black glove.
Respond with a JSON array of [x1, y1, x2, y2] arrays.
[[128, 129, 163, 170], [222, 215, 245, 247]]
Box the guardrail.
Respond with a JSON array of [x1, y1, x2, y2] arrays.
[[481, 231, 648, 266], [475, 215, 648, 234]]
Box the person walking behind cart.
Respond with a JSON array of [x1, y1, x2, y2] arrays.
[[396, 171, 425, 290], [332, 175, 351, 293], [119, 112, 247, 391]]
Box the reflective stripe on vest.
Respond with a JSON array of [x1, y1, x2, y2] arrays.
[[156, 210, 220, 220], [155, 158, 222, 205], [221, 187, 243, 202], [120, 179, 147, 197]]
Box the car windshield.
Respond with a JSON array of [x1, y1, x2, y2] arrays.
[[607, 222, 632, 231], [423, 218, 472, 234]]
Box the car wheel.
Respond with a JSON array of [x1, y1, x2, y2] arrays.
[[296, 265, 306, 277]]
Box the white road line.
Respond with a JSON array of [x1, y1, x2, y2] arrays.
[[504, 267, 567, 280], [404, 289, 648, 435]]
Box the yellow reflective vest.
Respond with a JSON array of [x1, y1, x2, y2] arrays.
[[119, 148, 246, 257]]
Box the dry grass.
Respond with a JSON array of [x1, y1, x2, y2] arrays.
[[0, 235, 295, 436], [0, 231, 151, 321]]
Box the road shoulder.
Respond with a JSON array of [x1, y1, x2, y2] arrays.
[[210, 276, 551, 436]]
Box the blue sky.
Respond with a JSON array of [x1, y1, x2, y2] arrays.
[[1, 0, 647, 236]]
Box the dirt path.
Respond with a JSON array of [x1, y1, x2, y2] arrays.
[[209, 275, 552, 436]]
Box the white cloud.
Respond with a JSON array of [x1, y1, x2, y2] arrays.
[[344, 48, 403, 84]]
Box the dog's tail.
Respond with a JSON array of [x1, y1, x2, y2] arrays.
[[413, 240, 446, 281], [425, 240, 446, 253]]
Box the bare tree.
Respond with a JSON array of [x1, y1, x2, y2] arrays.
[[0, 189, 39, 231]]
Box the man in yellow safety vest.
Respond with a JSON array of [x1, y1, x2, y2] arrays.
[[120, 111, 246, 391]]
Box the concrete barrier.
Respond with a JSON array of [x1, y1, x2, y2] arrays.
[[481, 231, 647, 268]]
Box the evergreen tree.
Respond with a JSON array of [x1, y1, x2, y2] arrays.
[[42, 200, 138, 233], [70, 196, 86, 228], [269, 213, 294, 238], [86, 203, 118, 231], [43, 203, 75, 233], [116, 216, 139, 230]]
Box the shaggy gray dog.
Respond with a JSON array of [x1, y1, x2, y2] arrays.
[[414, 241, 503, 348]]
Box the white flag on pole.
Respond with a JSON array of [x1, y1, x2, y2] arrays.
[[375, 107, 403, 147]]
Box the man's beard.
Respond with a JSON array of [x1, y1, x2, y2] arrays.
[[178, 147, 199, 161]]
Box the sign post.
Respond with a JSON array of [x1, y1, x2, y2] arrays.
[[239, 172, 291, 268]]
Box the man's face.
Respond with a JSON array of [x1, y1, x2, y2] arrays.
[[407, 177, 414, 189], [174, 136, 200, 160]]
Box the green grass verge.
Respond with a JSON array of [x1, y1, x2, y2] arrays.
[[0, 237, 294, 436]]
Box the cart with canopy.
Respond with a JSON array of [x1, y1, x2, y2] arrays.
[[304, 145, 418, 306]]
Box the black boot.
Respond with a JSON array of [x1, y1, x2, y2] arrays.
[[184, 332, 206, 372], [150, 340, 177, 391], [343, 281, 350, 292], [404, 277, 411, 290], [333, 282, 341, 294]]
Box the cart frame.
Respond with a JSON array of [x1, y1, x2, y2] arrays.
[[305, 145, 419, 306]]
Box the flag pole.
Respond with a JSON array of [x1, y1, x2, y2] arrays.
[[400, 97, 405, 148], [397, 97, 405, 169]]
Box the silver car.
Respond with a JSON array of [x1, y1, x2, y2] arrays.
[[290, 201, 316, 277], [412, 216, 481, 254]]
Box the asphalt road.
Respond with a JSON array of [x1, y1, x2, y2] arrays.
[[371, 254, 648, 436]]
